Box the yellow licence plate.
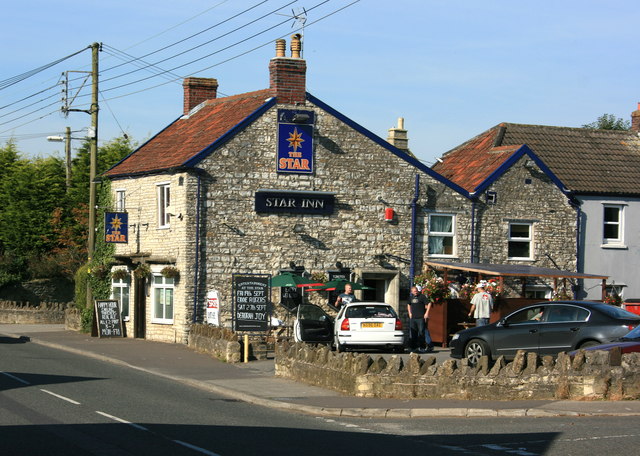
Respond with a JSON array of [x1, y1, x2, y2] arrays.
[[361, 322, 383, 328]]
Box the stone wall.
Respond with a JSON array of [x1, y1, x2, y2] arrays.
[[187, 324, 242, 363], [0, 301, 69, 324], [275, 342, 640, 400], [0, 279, 74, 304]]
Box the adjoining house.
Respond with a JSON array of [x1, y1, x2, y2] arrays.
[[434, 105, 640, 300], [103, 35, 471, 342]]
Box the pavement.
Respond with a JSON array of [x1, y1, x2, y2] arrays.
[[2, 324, 640, 418]]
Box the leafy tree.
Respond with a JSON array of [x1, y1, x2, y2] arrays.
[[582, 114, 631, 131]]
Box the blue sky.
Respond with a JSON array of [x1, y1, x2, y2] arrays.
[[1, 0, 638, 165]]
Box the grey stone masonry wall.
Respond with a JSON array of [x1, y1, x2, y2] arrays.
[[473, 156, 577, 294], [195, 101, 470, 325], [0, 301, 68, 324], [276, 342, 640, 400], [187, 324, 242, 363]]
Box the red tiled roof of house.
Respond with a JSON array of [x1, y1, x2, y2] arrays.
[[432, 124, 522, 192], [105, 89, 273, 177], [434, 122, 640, 195]]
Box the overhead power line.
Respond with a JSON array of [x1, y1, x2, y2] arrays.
[[0, 46, 90, 91]]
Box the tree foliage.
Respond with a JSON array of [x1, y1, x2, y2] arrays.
[[0, 135, 135, 288], [582, 114, 631, 131]]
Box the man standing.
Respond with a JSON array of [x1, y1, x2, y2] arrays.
[[408, 286, 434, 353], [335, 283, 357, 309], [468, 282, 493, 326]]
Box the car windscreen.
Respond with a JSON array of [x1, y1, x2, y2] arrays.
[[592, 303, 640, 320], [345, 305, 397, 319]]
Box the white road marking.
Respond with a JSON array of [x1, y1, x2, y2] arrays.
[[40, 389, 81, 405], [95, 411, 148, 431], [1, 371, 30, 385], [173, 439, 222, 456]]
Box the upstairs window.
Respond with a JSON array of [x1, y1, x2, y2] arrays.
[[428, 214, 455, 256], [115, 190, 126, 212], [157, 183, 170, 228], [603, 204, 623, 245], [508, 222, 533, 260]]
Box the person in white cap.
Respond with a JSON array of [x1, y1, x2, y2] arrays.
[[468, 282, 493, 326]]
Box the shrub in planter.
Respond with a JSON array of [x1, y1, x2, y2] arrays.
[[133, 263, 151, 279], [111, 268, 130, 281], [161, 266, 180, 280]]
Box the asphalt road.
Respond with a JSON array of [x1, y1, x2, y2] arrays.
[[2, 337, 639, 455]]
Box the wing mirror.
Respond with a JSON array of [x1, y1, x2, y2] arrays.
[[498, 318, 508, 327]]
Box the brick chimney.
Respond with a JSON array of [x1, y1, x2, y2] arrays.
[[387, 117, 409, 152], [632, 102, 640, 132], [183, 77, 218, 115], [269, 34, 307, 105]]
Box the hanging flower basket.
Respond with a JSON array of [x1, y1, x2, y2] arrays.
[[604, 294, 622, 306], [90, 264, 109, 279], [111, 268, 130, 281], [161, 266, 180, 280], [133, 263, 151, 279]]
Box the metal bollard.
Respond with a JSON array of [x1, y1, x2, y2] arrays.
[[244, 334, 249, 363]]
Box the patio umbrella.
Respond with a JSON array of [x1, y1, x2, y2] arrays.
[[268, 272, 323, 288], [308, 278, 374, 292]]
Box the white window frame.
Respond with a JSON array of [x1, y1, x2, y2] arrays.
[[602, 204, 624, 246], [427, 213, 456, 257], [156, 182, 171, 229], [524, 285, 552, 299], [507, 222, 533, 260], [115, 189, 126, 212], [152, 274, 174, 324], [111, 275, 130, 321]]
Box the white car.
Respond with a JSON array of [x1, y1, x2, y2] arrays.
[[333, 302, 404, 352]]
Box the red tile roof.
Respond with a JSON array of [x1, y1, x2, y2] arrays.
[[432, 124, 522, 192], [105, 89, 273, 177], [433, 123, 640, 195]]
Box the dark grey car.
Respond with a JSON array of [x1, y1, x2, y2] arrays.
[[449, 301, 640, 365]]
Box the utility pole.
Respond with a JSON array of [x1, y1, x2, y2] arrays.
[[87, 42, 99, 309], [65, 126, 72, 189]]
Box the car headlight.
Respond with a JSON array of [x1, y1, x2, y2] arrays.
[[451, 334, 459, 341]]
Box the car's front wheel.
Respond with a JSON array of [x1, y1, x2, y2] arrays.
[[465, 339, 490, 366]]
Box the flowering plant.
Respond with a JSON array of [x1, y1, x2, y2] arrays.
[[161, 266, 180, 280], [133, 263, 151, 279], [604, 294, 622, 306], [550, 288, 572, 301], [458, 284, 474, 300], [415, 272, 451, 304], [469, 280, 504, 300]]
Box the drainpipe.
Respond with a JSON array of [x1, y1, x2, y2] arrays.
[[192, 172, 202, 324], [470, 198, 477, 263], [572, 199, 582, 297], [409, 174, 420, 286]]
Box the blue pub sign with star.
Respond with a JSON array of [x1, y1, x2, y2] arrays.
[[105, 212, 128, 244], [277, 109, 314, 174]]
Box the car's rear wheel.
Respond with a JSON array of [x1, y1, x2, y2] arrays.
[[334, 335, 345, 353], [465, 339, 490, 366], [578, 340, 600, 349]]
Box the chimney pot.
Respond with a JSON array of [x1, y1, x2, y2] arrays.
[[275, 39, 286, 58], [632, 102, 640, 132], [291, 33, 302, 58]]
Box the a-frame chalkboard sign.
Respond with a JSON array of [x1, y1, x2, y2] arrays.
[[94, 299, 124, 338]]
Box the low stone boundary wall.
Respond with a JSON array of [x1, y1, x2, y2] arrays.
[[65, 307, 83, 331], [275, 342, 640, 400], [188, 324, 242, 363], [0, 301, 68, 324]]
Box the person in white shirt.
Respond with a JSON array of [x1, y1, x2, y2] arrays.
[[468, 282, 493, 326]]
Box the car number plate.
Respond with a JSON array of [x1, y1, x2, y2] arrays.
[[361, 322, 383, 328]]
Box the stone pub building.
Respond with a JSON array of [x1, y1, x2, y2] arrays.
[[104, 35, 470, 342]]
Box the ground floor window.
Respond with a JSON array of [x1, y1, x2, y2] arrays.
[[152, 275, 174, 323], [111, 277, 130, 320]]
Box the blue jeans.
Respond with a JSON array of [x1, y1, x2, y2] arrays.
[[476, 318, 489, 327], [409, 318, 433, 349]]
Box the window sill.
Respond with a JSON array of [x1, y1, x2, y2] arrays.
[[151, 319, 174, 325], [507, 258, 535, 262], [600, 244, 627, 250], [427, 254, 458, 259], [157, 226, 171, 230]]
